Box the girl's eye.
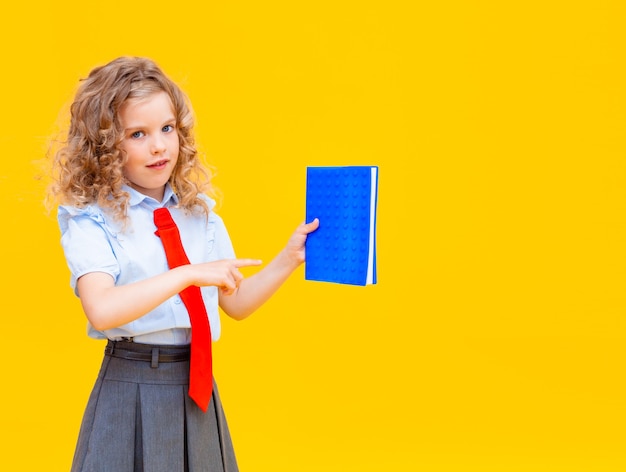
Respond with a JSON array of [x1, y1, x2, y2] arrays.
[[163, 124, 174, 133], [131, 131, 144, 139]]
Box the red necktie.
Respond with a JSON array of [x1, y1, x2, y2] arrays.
[[154, 207, 212, 412]]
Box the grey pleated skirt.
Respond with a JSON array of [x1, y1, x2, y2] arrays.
[[71, 341, 238, 472]]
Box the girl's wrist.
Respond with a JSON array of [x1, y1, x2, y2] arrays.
[[172, 264, 196, 289], [278, 247, 303, 271]]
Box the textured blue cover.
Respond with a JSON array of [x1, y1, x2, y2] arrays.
[[305, 166, 378, 285]]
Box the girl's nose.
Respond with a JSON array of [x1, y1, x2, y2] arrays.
[[151, 135, 166, 154]]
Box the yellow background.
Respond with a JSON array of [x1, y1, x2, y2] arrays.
[[2, 1, 626, 470]]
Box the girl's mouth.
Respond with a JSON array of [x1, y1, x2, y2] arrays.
[[148, 160, 168, 169]]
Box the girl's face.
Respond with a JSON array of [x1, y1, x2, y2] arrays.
[[118, 91, 179, 201]]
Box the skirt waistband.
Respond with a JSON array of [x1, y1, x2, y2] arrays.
[[105, 340, 191, 368]]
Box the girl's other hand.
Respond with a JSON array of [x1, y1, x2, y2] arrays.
[[284, 218, 320, 266]]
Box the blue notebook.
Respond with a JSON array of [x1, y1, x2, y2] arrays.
[[305, 166, 378, 286]]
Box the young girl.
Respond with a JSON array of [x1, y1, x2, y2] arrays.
[[50, 56, 319, 472]]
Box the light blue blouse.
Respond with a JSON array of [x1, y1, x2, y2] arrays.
[[58, 184, 236, 345]]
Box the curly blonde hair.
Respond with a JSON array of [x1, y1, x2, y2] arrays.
[[50, 56, 212, 220]]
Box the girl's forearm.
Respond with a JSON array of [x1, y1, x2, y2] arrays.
[[77, 267, 193, 331], [220, 249, 300, 320], [219, 218, 319, 319], [78, 258, 261, 331]]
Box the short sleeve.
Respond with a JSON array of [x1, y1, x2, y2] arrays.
[[58, 206, 121, 294], [197, 194, 236, 261], [210, 212, 236, 261]]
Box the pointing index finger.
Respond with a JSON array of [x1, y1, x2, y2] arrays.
[[232, 258, 263, 268]]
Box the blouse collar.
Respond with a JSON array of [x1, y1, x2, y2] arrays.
[[123, 183, 179, 208]]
